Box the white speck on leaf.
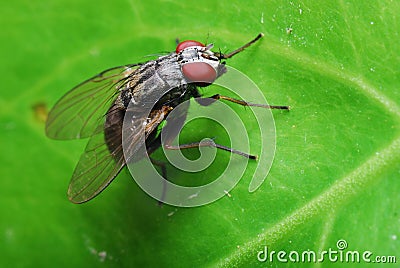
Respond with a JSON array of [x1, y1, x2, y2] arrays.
[[168, 209, 177, 217], [98, 251, 107, 262], [224, 190, 232, 197]]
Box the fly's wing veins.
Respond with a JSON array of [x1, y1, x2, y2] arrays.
[[67, 128, 126, 203], [68, 104, 173, 203], [45, 64, 141, 203], [45, 64, 140, 140]]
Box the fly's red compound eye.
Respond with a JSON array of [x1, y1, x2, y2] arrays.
[[176, 40, 205, 53], [182, 62, 217, 84]]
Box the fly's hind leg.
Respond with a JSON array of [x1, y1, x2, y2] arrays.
[[150, 157, 168, 206], [164, 140, 257, 159], [143, 106, 174, 205], [146, 134, 169, 206]]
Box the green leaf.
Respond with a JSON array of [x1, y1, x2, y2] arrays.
[[1, 0, 399, 267]]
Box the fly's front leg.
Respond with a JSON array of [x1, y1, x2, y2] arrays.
[[196, 94, 290, 110]]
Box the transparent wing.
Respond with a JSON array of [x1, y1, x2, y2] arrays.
[[46, 64, 140, 140], [67, 105, 171, 203], [67, 129, 126, 203]]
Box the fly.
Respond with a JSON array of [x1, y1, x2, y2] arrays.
[[46, 33, 289, 204]]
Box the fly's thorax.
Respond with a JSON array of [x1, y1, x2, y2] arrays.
[[114, 55, 185, 110]]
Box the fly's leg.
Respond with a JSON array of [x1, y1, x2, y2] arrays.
[[162, 92, 260, 159], [150, 157, 167, 178], [144, 106, 174, 205], [150, 157, 168, 206], [164, 139, 257, 159], [167, 90, 290, 159], [196, 94, 290, 110]]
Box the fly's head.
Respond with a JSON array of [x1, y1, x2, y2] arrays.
[[176, 40, 227, 87]]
